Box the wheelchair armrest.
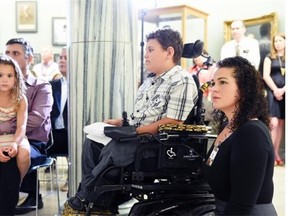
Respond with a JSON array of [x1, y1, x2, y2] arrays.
[[104, 126, 137, 142]]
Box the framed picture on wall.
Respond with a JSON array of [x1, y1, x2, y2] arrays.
[[52, 17, 67, 46], [16, 1, 38, 32], [33, 53, 41, 65], [54, 54, 60, 63]]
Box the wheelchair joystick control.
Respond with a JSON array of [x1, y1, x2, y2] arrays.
[[122, 111, 130, 126]]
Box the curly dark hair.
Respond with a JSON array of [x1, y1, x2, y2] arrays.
[[212, 56, 271, 133], [146, 27, 183, 64]]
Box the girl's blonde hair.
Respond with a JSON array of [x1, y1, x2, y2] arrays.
[[0, 55, 26, 111]]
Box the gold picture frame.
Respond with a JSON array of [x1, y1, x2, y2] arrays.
[[16, 1, 38, 33], [223, 12, 278, 42]]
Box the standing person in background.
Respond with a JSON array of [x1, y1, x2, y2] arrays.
[[258, 23, 271, 76], [263, 33, 285, 166], [189, 49, 216, 124], [5, 38, 53, 214], [48, 47, 69, 192], [221, 20, 260, 70], [32, 46, 62, 81], [206, 56, 276, 215], [189, 49, 216, 92]]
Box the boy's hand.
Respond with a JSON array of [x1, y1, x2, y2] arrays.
[[103, 118, 123, 127]]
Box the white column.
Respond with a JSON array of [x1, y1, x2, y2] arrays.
[[67, 0, 138, 195]]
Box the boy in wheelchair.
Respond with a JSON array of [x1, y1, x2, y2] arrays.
[[63, 27, 199, 215], [64, 124, 216, 216]]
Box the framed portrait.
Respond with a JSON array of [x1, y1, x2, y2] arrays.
[[16, 1, 38, 33], [223, 12, 278, 42], [32, 53, 41, 66], [54, 54, 60, 63], [52, 17, 67, 46]]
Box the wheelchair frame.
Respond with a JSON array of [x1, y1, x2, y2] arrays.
[[86, 131, 216, 216]]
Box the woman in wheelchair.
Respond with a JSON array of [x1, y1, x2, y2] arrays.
[[63, 27, 199, 215], [206, 56, 277, 215]]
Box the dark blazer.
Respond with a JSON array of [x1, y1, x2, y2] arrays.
[[50, 78, 67, 129], [48, 77, 68, 156]]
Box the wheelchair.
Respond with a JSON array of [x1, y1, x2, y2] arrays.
[[84, 123, 216, 216], [79, 75, 215, 215]]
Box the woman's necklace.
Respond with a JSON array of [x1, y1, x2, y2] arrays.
[[278, 56, 285, 76], [216, 131, 231, 146], [206, 126, 232, 167]]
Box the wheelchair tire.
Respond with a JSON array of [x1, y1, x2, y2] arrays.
[[129, 198, 215, 216], [170, 204, 215, 216]]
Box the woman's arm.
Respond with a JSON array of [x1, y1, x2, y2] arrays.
[[263, 57, 283, 100], [274, 85, 285, 100], [263, 57, 277, 91], [263, 57, 284, 100], [226, 122, 272, 215]]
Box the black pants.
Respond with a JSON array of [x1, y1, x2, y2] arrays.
[[78, 138, 143, 209], [20, 139, 47, 196], [0, 158, 20, 215], [47, 128, 68, 156]]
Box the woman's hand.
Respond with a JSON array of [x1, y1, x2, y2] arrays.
[[273, 88, 284, 101]]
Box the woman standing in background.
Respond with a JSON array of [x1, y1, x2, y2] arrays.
[[263, 33, 285, 166]]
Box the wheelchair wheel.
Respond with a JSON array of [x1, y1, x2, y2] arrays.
[[129, 196, 215, 216], [170, 204, 215, 215]]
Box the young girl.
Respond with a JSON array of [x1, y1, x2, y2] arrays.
[[0, 54, 30, 180]]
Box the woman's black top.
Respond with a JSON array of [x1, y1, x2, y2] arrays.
[[205, 120, 275, 215]]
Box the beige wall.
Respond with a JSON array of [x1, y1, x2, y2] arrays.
[[0, 0, 285, 62], [0, 0, 68, 56], [183, 0, 285, 61]]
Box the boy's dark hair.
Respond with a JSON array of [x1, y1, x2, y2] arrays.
[[146, 27, 183, 64]]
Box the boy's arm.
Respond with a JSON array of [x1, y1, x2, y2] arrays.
[[136, 117, 182, 135]]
